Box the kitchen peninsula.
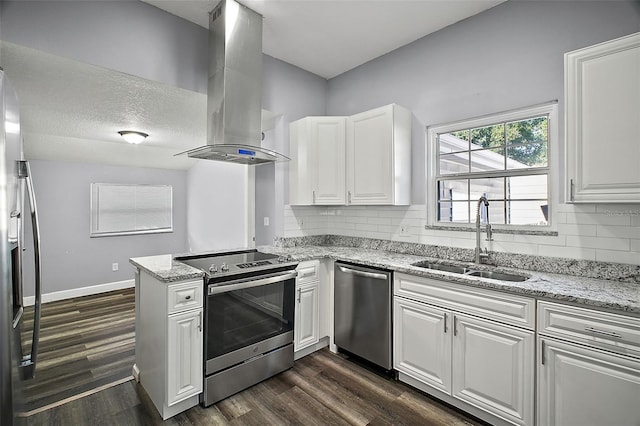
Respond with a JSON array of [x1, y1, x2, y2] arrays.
[[131, 236, 640, 425]]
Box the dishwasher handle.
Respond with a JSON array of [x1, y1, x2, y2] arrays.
[[337, 265, 388, 281]]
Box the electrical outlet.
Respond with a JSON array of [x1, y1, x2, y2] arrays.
[[112, 262, 119, 272], [400, 225, 407, 234], [298, 219, 304, 229], [263, 217, 270, 226]]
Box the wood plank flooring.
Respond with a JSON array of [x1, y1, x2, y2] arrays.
[[27, 349, 483, 425], [20, 288, 135, 413]]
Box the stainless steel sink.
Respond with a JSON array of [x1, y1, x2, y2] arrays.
[[410, 261, 529, 282], [464, 270, 529, 282], [410, 261, 470, 274]]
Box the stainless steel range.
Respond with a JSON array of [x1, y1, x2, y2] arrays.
[[175, 250, 298, 406]]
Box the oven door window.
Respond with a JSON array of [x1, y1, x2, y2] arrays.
[[206, 279, 294, 359]]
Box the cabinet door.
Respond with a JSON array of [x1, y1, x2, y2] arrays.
[[393, 298, 452, 393], [295, 283, 319, 351], [312, 118, 346, 205], [347, 105, 395, 205], [452, 314, 533, 426], [566, 33, 640, 203], [538, 337, 640, 426], [167, 310, 203, 406]]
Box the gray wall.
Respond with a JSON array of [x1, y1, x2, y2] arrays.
[[23, 160, 187, 296], [326, 0, 640, 204], [0, 0, 208, 93], [259, 54, 328, 239]]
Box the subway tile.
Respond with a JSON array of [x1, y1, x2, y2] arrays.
[[512, 234, 567, 246], [566, 235, 630, 251], [391, 233, 420, 244], [553, 212, 567, 224], [595, 250, 640, 266], [595, 204, 640, 215], [419, 235, 453, 247], [367, 217, 392, 225], [537, 245, 596, 261], [596, 225, 640, 239], [378, 224, 400, 234], [391, 217, 423, 227], [632, 215, 640, 227], [366, 231, 392, 240], [448, 237, 476, 249], [489, 241, 538, 256], [631, 240, 640, 253], [491, 233, 515, 242], [355, 223, 378, 232], [557, 223, 597, 236], [556, 203, 597, 213], [565, 213, 631, 226]]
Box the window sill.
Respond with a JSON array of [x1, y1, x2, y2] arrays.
[[424, 224, 558, 237]]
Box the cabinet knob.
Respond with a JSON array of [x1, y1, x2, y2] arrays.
[[185, 295, 191, 300]]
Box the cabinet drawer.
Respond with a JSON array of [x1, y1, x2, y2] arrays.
[[538, 301, 640, 358], [167, 280, 203, 314], [394, 273, 535, 330], [296, 260, 319, 284]]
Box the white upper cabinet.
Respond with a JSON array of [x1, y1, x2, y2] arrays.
[[346, 104, 411, 205], [289, 104, 412, 206], [289, 116, 346, 205], [565, 32, 640, 203]]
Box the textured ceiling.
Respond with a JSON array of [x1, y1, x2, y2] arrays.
[[142, 0, 505, 79], [3, 42, 203, 170]]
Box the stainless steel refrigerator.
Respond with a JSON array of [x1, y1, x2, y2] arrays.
[[0, 69, 42, 425]]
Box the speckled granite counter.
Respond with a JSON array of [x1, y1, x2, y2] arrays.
[[130, 254, 204, 282], [130, 245, 640, 316]]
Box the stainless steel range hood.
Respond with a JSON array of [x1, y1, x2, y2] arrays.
[[180, 0, 288, 165]]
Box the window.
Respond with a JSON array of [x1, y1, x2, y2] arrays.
[[90, 183, 173, 237], [428, 103, 556, 227]]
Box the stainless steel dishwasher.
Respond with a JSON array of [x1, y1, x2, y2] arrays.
[[334, 262, 392, 370]]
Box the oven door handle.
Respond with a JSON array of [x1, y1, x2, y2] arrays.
[[208, 270, 298, 295]]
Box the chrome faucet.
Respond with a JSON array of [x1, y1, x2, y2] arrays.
[[475, 196, 493, 264]]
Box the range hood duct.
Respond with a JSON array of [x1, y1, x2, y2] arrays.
[[180, 0, 288, 165]]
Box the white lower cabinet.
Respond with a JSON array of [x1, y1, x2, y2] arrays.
[[537, 300, 640, 426], [452, 314, 533, 425], [136, 272, 203, 420], [538, 337, 640, 426], [393, 273, 534, 426], [294, 260, 321, 354], [295, 283, 319, 351], [394, 298, 451, 393], [167, 310, 203, 406]]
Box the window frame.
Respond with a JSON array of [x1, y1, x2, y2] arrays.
[[426, 102, 558, 230]]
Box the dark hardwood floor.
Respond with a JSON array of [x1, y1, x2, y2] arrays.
[[20, 288, 135, 413], [26, 349, 481, 425]]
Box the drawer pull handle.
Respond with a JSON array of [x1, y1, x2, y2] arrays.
[[585, 327, 622, 339], [185, 295, 192, 300]]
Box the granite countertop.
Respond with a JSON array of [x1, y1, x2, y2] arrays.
[[130, 245, 640, 316]]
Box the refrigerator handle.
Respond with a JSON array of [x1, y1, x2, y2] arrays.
[[10, 208, 24, 328], [17, 160, 41, 379]]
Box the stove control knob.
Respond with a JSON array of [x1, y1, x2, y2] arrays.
[[209, 264, 218, 274], [220, 263, 229, 272]]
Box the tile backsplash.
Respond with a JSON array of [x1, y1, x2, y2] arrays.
[[283, 203, 640, 266]]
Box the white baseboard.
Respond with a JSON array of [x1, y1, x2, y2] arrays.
[[23, 279, 135, 306]]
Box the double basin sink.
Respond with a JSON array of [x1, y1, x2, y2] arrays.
[[410, 261, 529, 282]]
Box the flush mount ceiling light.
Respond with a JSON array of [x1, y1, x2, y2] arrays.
[[118, 130, 148, 144]]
